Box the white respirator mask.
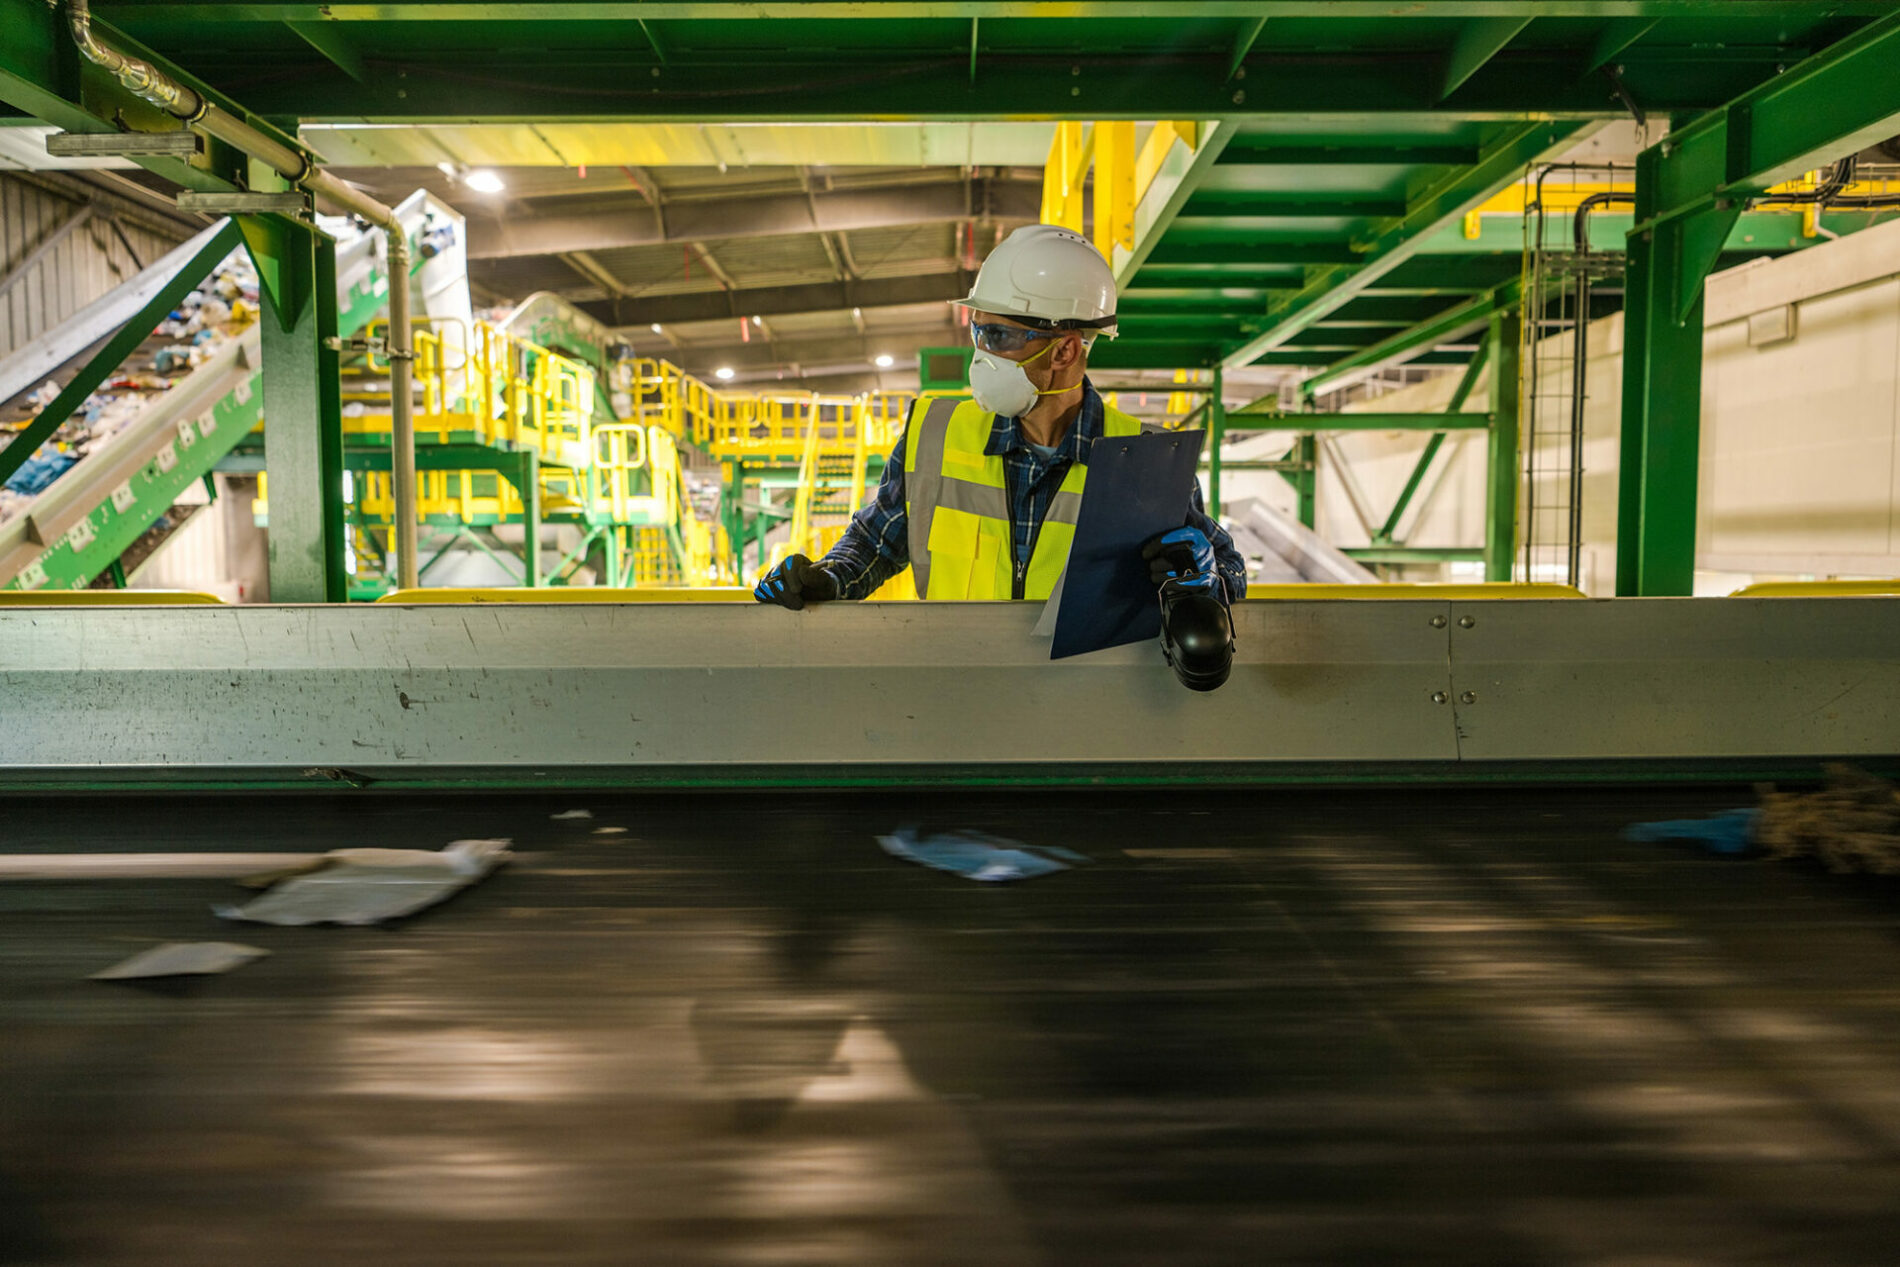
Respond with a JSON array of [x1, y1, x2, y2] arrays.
[[967, 336, 1081, 418]]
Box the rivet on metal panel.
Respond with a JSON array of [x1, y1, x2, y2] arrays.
[[1232, 91, 1245, 105], [1431, 691, 1448, 704], [1460, 691, 1478, 705], [1458, 615, 1475, 628], [1429, 615, 1447, 628]]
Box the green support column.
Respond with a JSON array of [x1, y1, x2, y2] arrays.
[[1483, 309, 1521, 582], [517, 450, 542, 588], [1616, 152, 1741, 595], [1295, 434, 1317, 529], [1207, 365, 1225, 519], [251, 217, 346, 602]]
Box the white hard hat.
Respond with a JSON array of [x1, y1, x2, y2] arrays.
[[955, 224, 1118, 338]]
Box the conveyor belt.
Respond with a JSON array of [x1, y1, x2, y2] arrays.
[[7, 788, 1900, 1265]]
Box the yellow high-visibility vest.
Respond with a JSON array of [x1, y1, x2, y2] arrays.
[[903, 395, 1147, 600]]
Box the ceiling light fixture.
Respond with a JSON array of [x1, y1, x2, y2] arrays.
[[435, 161, 456, 178], [464, 169, 506, 194], [650, 323, 663, 334], [715, 366, 735, 381], [874, 354, 894, 368]]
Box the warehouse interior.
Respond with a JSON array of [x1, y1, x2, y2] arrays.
[[4, 2, 1900, 1263]]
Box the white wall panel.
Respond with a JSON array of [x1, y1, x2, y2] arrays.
[[0, 174, 184, 363]]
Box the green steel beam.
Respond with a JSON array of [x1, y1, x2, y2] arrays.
[[128, 52, 1811, 123], [0, 0, 312, 195], [1222, 119, 1580, 369], [1217, 143, 1482, 167], [1373, 339, 1490, 544], [1302, 279, 1521, 397], [1179, 193, 1411, 218], [1145, 241, 1367, 267], [1225, 412, 1491, 432], [255, 216, 348, 602], [1639, 9, 1900, 231], [99, 3, 1900, 17], [285, 19, 368, 81], [1207, 365, 1226, 516], [1583, 17, 1660, 76], [1441, 17, 1533, 101], [1483, 309, 1520, 582], [1226, 17, 1267, 81]]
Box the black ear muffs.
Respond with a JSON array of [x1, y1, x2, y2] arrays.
[[1157, 580, 1235, 692]]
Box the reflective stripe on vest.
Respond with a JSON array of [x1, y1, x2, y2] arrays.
[[904, 395, 1147, 601]]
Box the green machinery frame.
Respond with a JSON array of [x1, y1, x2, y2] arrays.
[[5, 2, 1900, 597]]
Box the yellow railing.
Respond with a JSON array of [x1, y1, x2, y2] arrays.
[[1044, 121, 1201, 262]]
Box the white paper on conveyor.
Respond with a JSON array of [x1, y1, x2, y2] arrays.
[[92, 942, 270, 980], [215, 838, 511, 927]]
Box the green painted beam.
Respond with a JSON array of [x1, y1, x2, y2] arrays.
[[1583, 17, 1660, 75], [285, 19, 368, 80], [1642, 9, 1900, 229], [1180, 193, 1411, 218], [1483, 309, 1520, 581], [100, 3, 1900, 17], [1225, 412, 1491, 432], [112, 48, 1809, 123], [1226, 16, 1267, 80], [1373, 339, 1490, 544], [1441, 16, 1533, 101], [1302, 279, 1520, 396], [1217, 142, 1482, 167], [1222, 119, 1580, 369], [1145, 241, 1366, 267]]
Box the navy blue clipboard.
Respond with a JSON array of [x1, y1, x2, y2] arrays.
[[1050, 428, 1206, 660]]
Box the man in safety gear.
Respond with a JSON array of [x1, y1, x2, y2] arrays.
[[754, 224, 1245, 681]]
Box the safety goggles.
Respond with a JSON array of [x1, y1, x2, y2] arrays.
[[970, 322, 1059, 355]]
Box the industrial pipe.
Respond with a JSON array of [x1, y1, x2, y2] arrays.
[[67, 0, 419, 589]]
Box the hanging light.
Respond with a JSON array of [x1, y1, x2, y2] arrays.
[[465, 169, 506, 194], [716, 366, 735, 381], [874, 354, 894, 368]]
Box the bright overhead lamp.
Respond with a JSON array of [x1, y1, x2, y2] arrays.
[[874, 354, 894, 368], [435, 161, 455, 177], [464, 169, 506, 193], [650, 323, 664, 334], [715, 366, 735, 381]]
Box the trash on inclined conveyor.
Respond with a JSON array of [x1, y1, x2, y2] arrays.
[[877, 827, 1089, 882], [215, 839, 511, 927], [551, 808, 594, 821], [91, 941, 270, 981]]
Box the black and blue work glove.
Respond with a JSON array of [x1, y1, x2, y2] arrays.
[[753, 554, 840, 610], [1142, 526, 1234, 692], [1141, 526, 1222, 599]]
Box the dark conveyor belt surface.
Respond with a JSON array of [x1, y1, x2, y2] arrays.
[[8, 788, 1900, 1265]]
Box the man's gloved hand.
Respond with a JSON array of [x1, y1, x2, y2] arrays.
[[1142, 526, 1220, 596], [753, 554, 840, 610]]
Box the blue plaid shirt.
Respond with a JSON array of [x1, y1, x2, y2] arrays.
[[820, 379, 1247, 602]]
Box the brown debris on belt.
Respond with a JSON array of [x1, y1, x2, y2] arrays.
[[1757, 765, 1900, 875]]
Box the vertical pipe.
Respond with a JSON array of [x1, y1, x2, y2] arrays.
[[385, 230, 418, 589]]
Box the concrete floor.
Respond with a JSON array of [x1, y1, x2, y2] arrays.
[[7, 787, 1900, 1265]]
